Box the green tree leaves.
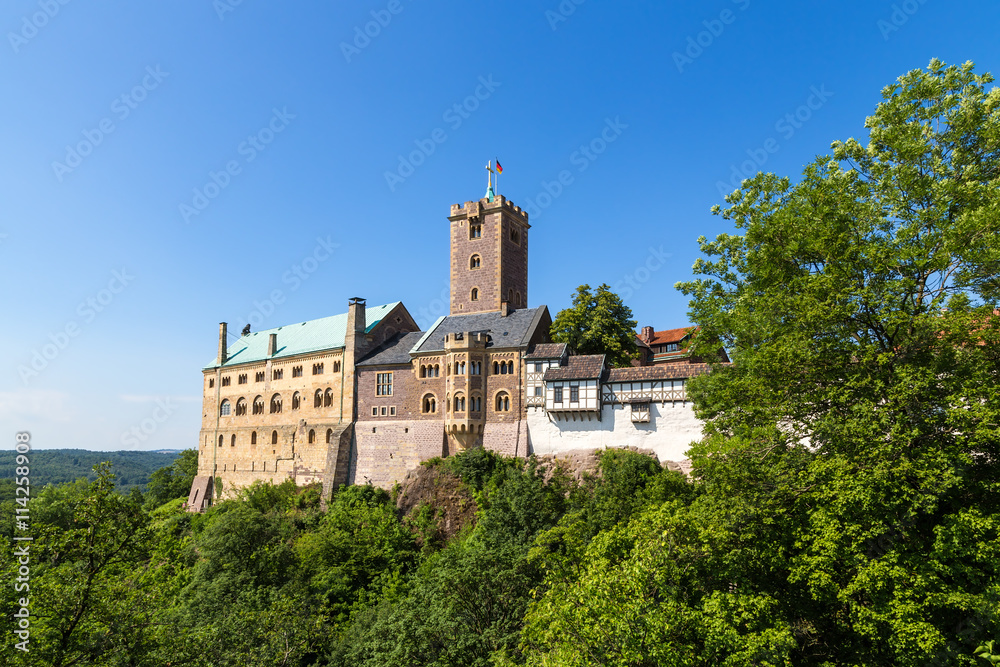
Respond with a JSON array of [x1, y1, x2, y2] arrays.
[[551, 283, 639, 367]]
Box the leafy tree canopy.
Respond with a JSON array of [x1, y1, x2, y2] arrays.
[[550, 283, 638, 367]]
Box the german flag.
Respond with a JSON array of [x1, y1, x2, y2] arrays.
[[495, 160, 503, 174]]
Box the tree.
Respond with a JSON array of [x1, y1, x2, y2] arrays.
[[550, 284, 638, 367], [670, 59, 1000, 664], [144, 448, 198, 510]]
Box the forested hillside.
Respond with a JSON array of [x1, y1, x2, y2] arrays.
[[0, 449, 181, 499]]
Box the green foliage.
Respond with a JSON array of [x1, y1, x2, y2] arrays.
[[0, 449, 181, 501], [143, 448, 198, 509], [551, 283, 639, 367]]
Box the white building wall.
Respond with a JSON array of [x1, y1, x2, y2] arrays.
[[526, 401, 703, 463]]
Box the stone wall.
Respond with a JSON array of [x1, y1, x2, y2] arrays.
[[350, 420, 446, 488], [483, 420, 529, 457]]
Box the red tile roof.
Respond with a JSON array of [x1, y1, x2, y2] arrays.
[[637, 326, 697, 346]]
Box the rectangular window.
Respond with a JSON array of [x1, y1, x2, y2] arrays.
[[389, 406, 396, 416], [534, 362, 543, 372], [209, 378, 215, 388], [376, 372, 393, 396], [570, 385, 579, 402], [534, 386, 542, 397], [554, 386, 563, 403], [380, 406, 387, 416], [372, 407, 378, 416]]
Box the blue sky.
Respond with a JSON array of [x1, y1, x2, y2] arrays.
[[2, 0, 998, 451]]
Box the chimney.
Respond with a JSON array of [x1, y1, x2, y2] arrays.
[[500, 300, 509, 317], [347, 297, 367, 335], [218, 322, 228, 365], [641, 326, 654, 343], [268, 333, 278, 356]]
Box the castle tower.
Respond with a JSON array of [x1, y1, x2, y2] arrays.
[[448, 195, 530, 315]]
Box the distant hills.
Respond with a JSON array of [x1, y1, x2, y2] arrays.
[[0, 448, 185, 497]]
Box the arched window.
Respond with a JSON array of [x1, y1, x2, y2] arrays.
[[220, 400, 231, 416], [508, 289, 514, 304], [251, 431, 257, 445], [236, 398, 247, 416], [507, 361, 514, 374], [291, 392, 300, 410], [471, 287, 479, 301], [314, 389, 322, 408], [324, 388, 333, 407], [495, 392, 510, 412], [420, 365, 426, 378], [271, 430, 278, 445], [422, 394, 436, 414], [333, 361, 341, 373], [270, 393, 282, 414], [454, 394, 465, 412], [470, 254, 481, 269], [308, 429, 315, 444], [510, 228, 520, 244], [493, 361, 500, 375], [515, 291, 521, 307], [218, 435, 224, 447], [471, 395, 482, 412], [253, 396, 264, 415], [434, 364, 440, 377], [231, 434, 236, 446], [326, 428, 333, 443]]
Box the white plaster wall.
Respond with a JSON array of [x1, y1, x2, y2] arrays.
[[526, 401, 703, 463]]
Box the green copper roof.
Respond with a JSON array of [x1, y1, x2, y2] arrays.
[[204, 302, 400, 369]]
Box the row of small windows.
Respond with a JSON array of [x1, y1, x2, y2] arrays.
[[419, 364, 441, 378], [419, 392, 508, 414], [371, 406, 397, 417], [220, 388, 336, 416], [215, 428, 336, 448], [493, 360, 515, 375], [419, 361, 485, 378], [211, 362, 340, 388]]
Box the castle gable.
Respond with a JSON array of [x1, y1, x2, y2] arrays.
[[414, 306, 547, 354]]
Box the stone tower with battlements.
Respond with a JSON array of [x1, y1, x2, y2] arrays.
[[448, 195, 530, 316]]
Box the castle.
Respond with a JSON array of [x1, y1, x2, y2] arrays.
[[187, 190, 717, 510]]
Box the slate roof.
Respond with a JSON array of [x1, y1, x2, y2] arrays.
[[205, 302, 401, 369], [357, 332, 426, 367], [526, 342, 567, 359], [544, 355, 606, 381], [413, 307, 547, 353]]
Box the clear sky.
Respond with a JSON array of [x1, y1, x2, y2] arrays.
[[2, 0, 998, 451]]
